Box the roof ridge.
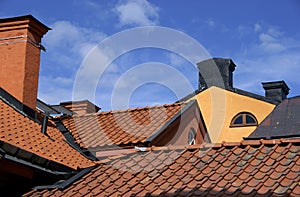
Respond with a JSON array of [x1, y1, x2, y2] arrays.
[[94, 138, 300, 164], [147, 138, 300, 151], [71, 101, 188, 117], [80, 137, 300, 158], [287, 95, 300, 100]]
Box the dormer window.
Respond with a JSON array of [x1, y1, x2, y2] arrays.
[[188, 128, 196, 145], [230, 112, 258, 127]]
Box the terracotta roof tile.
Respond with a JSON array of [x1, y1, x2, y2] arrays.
[[26, 139, 300, 196], [60, 102, 186, 149], [0, 99, 94, 170]]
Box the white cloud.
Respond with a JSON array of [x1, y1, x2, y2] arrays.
[[234, 24, 300, 97], [201, 18, 228, 33], [38, 75, 74, 104], [259, 33, 276, 43], [205, 18, 216, 28], [114, 0, 159, 27], [169, 53, 186, 67], [45, 20, 106, 58], [258, 29, 286, 53], [108, 62, 194, 110], [254, 23, 262, 32], [38, 20, 107, 105], [38, 87, 73, 104], [235, 52, 300, 96]]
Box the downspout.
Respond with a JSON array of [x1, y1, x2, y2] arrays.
[[41, 114, 49, 135]]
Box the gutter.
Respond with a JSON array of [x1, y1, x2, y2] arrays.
[[41, 114, 49, 135], [0, 140, 75, 179]]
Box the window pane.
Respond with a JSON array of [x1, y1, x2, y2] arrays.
[[233, 116, 243, 124], [246, 115, 256, 124], [188, 129, 196, 145]]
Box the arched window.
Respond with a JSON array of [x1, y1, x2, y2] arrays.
[[188, 128, 197, 145], [230, 112, 258, 127]]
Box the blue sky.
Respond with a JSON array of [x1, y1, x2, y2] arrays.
[[1, 0, 300, 111]]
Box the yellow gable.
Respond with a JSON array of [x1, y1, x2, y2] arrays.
[[189, 86, 275, 142]]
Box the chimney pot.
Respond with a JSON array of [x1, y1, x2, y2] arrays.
[[197, 58, 236, 90], [262, 80, 290, 103]]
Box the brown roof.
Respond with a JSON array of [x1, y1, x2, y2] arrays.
[[26, 139, 300, 196], [0, 99, 95, 170], [61, 102, 186, 149]]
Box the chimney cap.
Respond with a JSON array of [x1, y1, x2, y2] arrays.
[[0, 14, 51, 29], [197, 58, 236, 90], [0, 15, 51, 36], [197, 58, 236, 71], [262, 80, 290, 95]]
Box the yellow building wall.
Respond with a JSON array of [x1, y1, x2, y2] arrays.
[[190, 86, 275, 143]]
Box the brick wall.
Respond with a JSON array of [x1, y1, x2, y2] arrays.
[[0, 15, 50, 109]]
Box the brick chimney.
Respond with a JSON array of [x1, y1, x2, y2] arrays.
[[0, 15, 50, 109], [60, 100, 101, 115], [197, 58, 236, 90], [262, 81, 290, 103]]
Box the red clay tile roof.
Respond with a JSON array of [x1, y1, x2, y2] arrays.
[[0, 99, 95, 170], [26, 139, 300, 196], [60, 102, 187, 149]]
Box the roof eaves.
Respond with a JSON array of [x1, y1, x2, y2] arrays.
[[0, 140, 75, 177], [33, 165, 96, 190]]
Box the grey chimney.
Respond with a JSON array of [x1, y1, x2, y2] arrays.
[[262, 81, 290, 103], [197, 58, 236, 90]]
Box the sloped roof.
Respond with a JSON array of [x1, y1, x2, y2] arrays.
[[26, 139, 300, 196], [60, 102, 187, 149], [0, 98, 94, 170], [248, 96, 300, 139]]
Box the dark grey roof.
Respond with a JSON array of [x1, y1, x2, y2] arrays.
[[51, 105, 74, 116], [232, 88, 279, 105], [36, 99, 60, 115], [36, 99, 74, 116], [247, 96, 300, 139]]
